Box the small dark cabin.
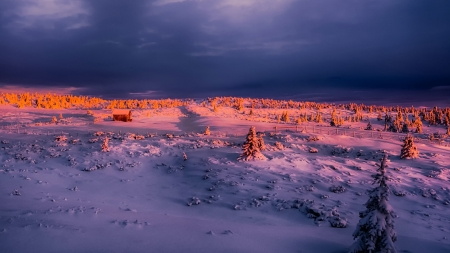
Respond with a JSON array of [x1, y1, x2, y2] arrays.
[[112, 109, 132, 122]]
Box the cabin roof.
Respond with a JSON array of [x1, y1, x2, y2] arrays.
[[112, 109, 131, 115]]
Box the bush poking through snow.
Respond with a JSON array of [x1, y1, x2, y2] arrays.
[[238, 126, 266, 161], [55, 135, 67, 142], [350, 154, 397, 253], [183, 152, 187, 161], [274, 141, 284, 150], [101, 137, 109, 152], [187, 197, 201, 206], [309, 148, 318, 153], [330, 185, 346, 193], [400, 135, 419, 159], [12, 189, 21, 196], [204, 126, 211, 135], [134, 135, 145, 140]]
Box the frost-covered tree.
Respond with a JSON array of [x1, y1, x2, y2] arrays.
[[413, 117, 423, 133], [204, 126, 211, 135], [183, 152, 188, 161], [238, 126, 266, 161], [350, 154, 397, 253], [365, 122, 373, 130], [101, 137, 109, 152], [51, 116, 58, 124], [257, 133, 266, 151], [400, 135, 419, 159]]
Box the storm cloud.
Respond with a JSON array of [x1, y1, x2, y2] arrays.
[[0, 0, 449, 102]]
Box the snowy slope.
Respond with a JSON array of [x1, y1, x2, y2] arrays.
[[1, 105, 450, 253]]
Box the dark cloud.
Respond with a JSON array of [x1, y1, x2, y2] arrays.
[[0, 0, 449, 103]]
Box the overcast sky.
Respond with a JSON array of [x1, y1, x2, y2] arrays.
[[0, 0, 449, 103]]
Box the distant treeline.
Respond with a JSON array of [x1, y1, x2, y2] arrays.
[[0, 92, 189, 110], [1, 93, 449, 130]]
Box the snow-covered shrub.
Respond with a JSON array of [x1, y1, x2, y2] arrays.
[[238, 126, 266, 161], [134, 134, 145, 140], [187, 197, 201, 206], [101, 138, 109, 152], [329, 185, 346, 193], [89, 138, 99, 143], [12, 189, 21, 196], [350, 154, 397, 253], [308, 136, 320, 142], [329, 216, 347, 228], [274, 141, 284, 150], [183, 152, 187, 161], [204, 126, 211, 135], [94, 131, 104, 136], [309, 148, 318, 153], [400, 135, 418, 159], [55, 135, 67, 142], [331, 145, 351, 155]]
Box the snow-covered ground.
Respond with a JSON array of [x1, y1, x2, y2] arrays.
[[1, 105, 450, 253]]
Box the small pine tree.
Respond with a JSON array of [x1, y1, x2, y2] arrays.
[[51, 116, 58, 124], [414, 117, 423, 133], [365, 122, 373, 130], [257, 133, 266, 151], [183, 152, 187, 161], [204, 126, 211, 135], [400, 135, 419, 159], [59, 113, 63, 119], [238, 126, 266, 161], [350, 154, 397, 253], [101, 137, 109, 152]]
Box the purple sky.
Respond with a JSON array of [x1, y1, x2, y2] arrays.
[[0, 0, 449, 104]]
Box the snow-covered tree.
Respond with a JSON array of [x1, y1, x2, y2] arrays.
[[101, 137, 109, 152], [400, 135, 419, 159], [350, 154, 397, 253], [183, 152, 187, 161], [257, 133, 266, 151], [204, 126, 211, 135], [413, 117, 423, 133], [365, 122, 373, 130], [238, 126, 266, 161], [51, 116, 58, 124]]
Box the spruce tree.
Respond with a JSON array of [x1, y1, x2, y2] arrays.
[[365, 122, 373, 130], [350, 154, 397, 253], [238, 126, 266, 161], [414, 117, 423, 133], [400, 135, 419, 159]]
